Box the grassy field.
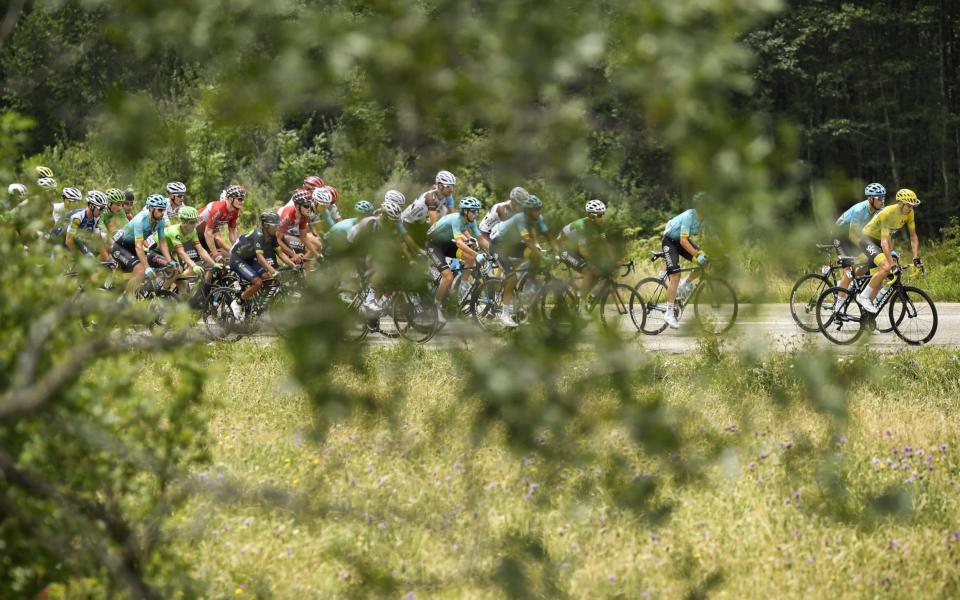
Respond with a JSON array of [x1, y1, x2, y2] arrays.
[[162, 340, 960, 598]]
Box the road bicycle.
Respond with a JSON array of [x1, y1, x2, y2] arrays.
[[631, 252, 737, 335]]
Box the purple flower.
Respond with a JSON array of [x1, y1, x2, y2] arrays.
[[758, 451, 769, 460], [940, 443, 949, 452], [198, 471, 209, 482], [885, 429, 893, 437], [747, 462, 757, 470], [793, 490, 801, 499], [608, 574, 617, 582], [405, 593, 415, 600], [917, 449, 925, 458]]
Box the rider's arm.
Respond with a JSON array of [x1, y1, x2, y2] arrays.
[[275, 246, 297, 269], [194, 241, 217, 267], [255, 250, 277, 277], [204, 227, 223, 260], [228, 226, 239, 244], [679, 236, 700, 258], [454, 234, 477, 259], [159, 236, 172, 263], [909, 227, 921, 262]]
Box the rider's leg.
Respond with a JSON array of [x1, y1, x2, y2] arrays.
[[666, 271, 681, 304], [126, 262, 146, 295], [437, 268, 454, 303], [241, 276, 263, 302]]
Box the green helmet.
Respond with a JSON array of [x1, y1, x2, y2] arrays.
[[105, 188, 125, 205], [179, 205, 200, 222]]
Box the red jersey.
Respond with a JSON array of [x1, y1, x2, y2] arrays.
[[278, 203, 309, 237], [197, 200, 240, 237]]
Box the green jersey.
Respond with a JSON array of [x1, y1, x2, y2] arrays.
[[165, 223, 199, 248]]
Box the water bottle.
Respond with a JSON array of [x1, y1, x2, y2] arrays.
[[678, 278, 693, 302], [875, 285, 891, 306]]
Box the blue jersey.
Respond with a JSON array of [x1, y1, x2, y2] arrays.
[[64, 208, 101, 235], [492, 212, 549, 245], [118, 209, 166, 244], [325, 217, 357, 242], [663, 209, 703, 241], [835, 200, 873, 228], [427, 213, 480, 243]]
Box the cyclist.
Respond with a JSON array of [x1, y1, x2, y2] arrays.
[[834, 183, 886, 294], [276, 188, 316, 261], [165, 181, 188, 220], [426, 196, 487, 321], [101, 189, 131, 237], [197, 184, 246, 261], [558, 199, 610, 302], [324, 199, 376, 256], [316, 184, 343, 227], [7, 183, 28, 211], [307, 186, 336, 250], [303, 175, 325, 191], [401, 171, 457, 245], [112, 194, 173, 295], [63, 190, 109, 258], [165, 205, 218, 275], [479, 186, 527, 246], [661, 197, 707, 329], [230, 211, 297, 310], [351, 199, 411, 312], [40, 178, 63, 224], [489, 194, 551, 327], [855, 188, 924, 313]]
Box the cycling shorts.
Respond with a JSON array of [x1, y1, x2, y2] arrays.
[[111, 239, 169, 272], [661, 236, 699, 274], [230, 254, 268, 282], [428, 240, 460, 273], [559, 249, 588, 272]]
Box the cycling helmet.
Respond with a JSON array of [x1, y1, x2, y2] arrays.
[[291, 188, 312, 207], [36, 166, 54, 179], [166, 181, 187, 195], [86, 190, 108, 209], [692, 191, 710, 205], [895, 188, 920, 206], [322, 184, 339, 204], [585, 199, 606, 215], [864, 182, 886, 197], [312, 187, 333, 206], [38, 177, 57, 189], [225, 184, 247, 200], [145, 194, 168, 210], [509, 186, 529, 202], [459, 196, 483, 211], [178, 205, 200, 222], [355, 200, 375, 214], [104, 188, 125, 204], [8, 183, 27, 196], [303, 175, 325, 191], [381, 200, 403, 220], [261, 211, 281, 226], [435, 170, 457, 186], [384, 189, 406, 206], [520, 194, 542, 209], [61, 187, 83, 202], [124, 189, 135, 203]]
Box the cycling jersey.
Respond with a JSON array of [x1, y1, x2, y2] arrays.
[[663, 209, 703, 241], [165, 223, 199, 248], [427, 213, 480, 243], [164, 201, 184, 221], [835, 200, 873, 228], [860, 204, 916, 240], [277, 204, 310, 238], [478, 200, 511, 235], [401, 187, 455, 224], [100, 206, 130, 231], [231, 226, 281, 261], [64, 208, 102, 236], [490, 211, 548, 245], [196, 200, 240, 237], [560, 217, 604, 251], [52, 202, 65, 225], [347, 216, 408, 244], [324, 217, 357, 243], [117, 209, 166, 244]]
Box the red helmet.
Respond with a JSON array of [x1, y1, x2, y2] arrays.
[[303, 175, 325, 191], [291, 188, 312, 207], [322, 184, 339, 204], [225, 184, 247, 200]]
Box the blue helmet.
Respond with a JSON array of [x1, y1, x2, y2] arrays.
[[520, 194, 542, 209], [864, 182, 886, 198], [354, 200, 375, 214], [145, 194, 168, 209], [459, 196, 482, 211]]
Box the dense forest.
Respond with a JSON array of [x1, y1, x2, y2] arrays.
[[2, 0, 958, 236]]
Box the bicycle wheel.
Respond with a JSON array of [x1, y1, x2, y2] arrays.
[[633, 277, 669, 335], [815, 286, 864, 344], [471, 277, 505, 332], [393, 292, 439, 343], [337, 287, 370, 343], [599, 282, 639, 336], [888, 286, 938, 345], [137, 288, 180, 333], [790, 273, 831, 332], [202, 286, 242, 341], [531, 278, 582, 336], [692, 277, 738, 334]]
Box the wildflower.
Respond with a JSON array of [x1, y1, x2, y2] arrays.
[[747, 462, 757, 470], [884, 429, 892, 437], [198, 471, 209, 482], [608, 574, 617, 582], [758, 451, 769, 460], [940, 443, 949, 452]]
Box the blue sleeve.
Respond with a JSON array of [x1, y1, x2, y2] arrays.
[[324, 209, 336, 228], [446, 195, 455, 209], [679, 210, 695, 236], [467, 220, 481, 237], [133, 214, 146, 239], [537, 215, 549, 233]]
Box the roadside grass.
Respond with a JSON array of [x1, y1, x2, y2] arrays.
[[160, 341, 960, 598]]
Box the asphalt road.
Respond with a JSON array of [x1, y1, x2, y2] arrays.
[[350, 303, 960, 353]]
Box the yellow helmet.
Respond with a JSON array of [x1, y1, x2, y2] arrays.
[[895, 188, 920, 206], [35, 165, 54, 179]]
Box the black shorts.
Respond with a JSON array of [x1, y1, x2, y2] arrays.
[[111, 239, 169, 272], [859, 237, 886, 268], [560, 249, 587, 272], [661, 236, 699, 274], [428, 240, 458, 272], [490, 238, 525, 273], [230, 253, 276, 282], [283, 234, 306, 254]]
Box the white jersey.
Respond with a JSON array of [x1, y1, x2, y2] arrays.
[[401, 189, 452, 224], [479, 200, 512, 235], [164, 200, 183, 221], [347, 215, 381, 244], [52, 202, 65, 225]]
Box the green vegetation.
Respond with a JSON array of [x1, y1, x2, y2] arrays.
[[143, 342, 960, 598]]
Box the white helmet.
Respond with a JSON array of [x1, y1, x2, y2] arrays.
[[38, 177, 58, 189], [435, 170, 457, 186], [312, 187, 333, 206], [86, 190, 108, 208], [381, 199, 403, 220], [384, 189, 406, 206], [62, 187, 83, 202], [166, 181, 187, 195], [8, 183, 27, 196], [509, 186, 529, 202], [585, 199, 606, 215]]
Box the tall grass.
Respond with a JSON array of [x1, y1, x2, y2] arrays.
[[150, 342, 960, 598]]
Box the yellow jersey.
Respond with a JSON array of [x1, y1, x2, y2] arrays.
[[860, 204, 915, 240]]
